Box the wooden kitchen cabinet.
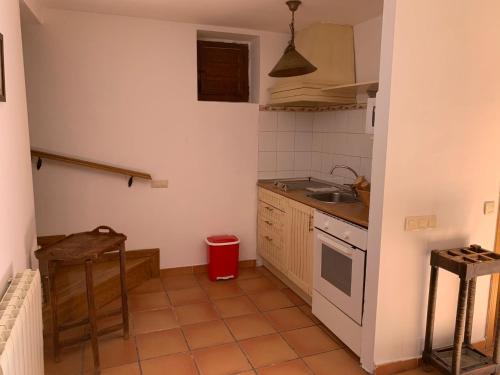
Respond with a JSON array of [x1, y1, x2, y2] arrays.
[[257, 201, 287, 272], [285, 199, 315, 295], [257, 187, 314, 297]]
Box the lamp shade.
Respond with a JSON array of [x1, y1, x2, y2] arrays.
[[269, 43, 317, 78]]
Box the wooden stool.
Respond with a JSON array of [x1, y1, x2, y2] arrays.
[[35, 226, 129, 373], [423, 245, 500, 375]]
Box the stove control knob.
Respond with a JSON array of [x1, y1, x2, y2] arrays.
[[342, 231, 351, 240]]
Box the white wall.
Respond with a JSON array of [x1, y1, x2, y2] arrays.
[[362, 0, 500, 370], [20, 0, 44, 24], [0, 0, 37, 292], [22, 9, 288, 269], [257, 109, 373, 182]]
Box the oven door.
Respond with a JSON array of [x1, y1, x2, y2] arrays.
[[313, 229, 365, 325]]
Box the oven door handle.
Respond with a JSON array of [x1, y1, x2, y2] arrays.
[[317, 233, 354, 257]]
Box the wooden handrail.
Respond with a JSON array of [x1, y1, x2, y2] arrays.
[[31, 149, 152, 186]]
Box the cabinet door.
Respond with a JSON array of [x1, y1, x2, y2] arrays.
[[285, 200, 315, 295], [257, 201, 287, 272]]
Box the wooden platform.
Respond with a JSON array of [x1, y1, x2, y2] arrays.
[[41, 248, 159, 334]]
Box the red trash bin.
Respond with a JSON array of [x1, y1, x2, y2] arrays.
[[205, 235, 240, 281]]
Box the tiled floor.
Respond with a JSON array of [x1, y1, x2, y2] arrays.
[[43, 267, 438, 375]]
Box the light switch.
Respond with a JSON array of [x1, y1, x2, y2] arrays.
[[405, 217, 418, 231], [428, 215, 437, 228], [484, 201, 496, 215], [151, 180, 168, 188], [405, 215, 437, 231]]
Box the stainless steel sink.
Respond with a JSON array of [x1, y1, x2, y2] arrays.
[[308, 191, 358, 204]]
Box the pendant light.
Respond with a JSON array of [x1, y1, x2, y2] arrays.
[[269, 0, 317, 77]]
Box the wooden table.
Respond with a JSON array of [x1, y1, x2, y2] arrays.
[[423, 245, 500, 375], [35, 226, 129, 372]]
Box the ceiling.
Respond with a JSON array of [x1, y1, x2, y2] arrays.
[[41, 0, 384, 33]]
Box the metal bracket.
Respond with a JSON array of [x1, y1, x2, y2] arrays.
[[36, 157, 43, 170], [128, 176, 134, 187]]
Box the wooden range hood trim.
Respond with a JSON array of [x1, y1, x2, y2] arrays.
[[259, 103, 367, 112]]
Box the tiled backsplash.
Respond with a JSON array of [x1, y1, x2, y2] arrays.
[[258, 110, 373, 184]]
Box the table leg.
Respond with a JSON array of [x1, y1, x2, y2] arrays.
[[48, 261, 60, 362], [85, 260, 100, 372], [452, 278, 469, 375], [493, 281, 500, 364], [424, 266, 439, 361], [464, 277, 477, 345], [119, 243, 129, 339]]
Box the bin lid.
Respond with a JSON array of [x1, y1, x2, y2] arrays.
[[205, 235, 240, 246]]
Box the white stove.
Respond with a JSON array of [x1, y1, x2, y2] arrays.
[[312, 210, 368, 356]]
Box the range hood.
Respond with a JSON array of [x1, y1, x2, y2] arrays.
[[268, 23, 377, 106]]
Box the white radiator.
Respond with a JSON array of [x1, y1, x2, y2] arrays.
[[0, 270, 44, 375]]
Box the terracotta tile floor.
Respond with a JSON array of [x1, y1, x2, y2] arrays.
[[43, 266, 440, 375]]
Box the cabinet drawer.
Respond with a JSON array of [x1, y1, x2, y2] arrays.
[[258, 222, 283, 247], [258, 188, 288, 212], [257, 233, 286, 272], [258, 201, 285, 227]]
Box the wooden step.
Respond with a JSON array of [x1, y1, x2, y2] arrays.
[[42, 249, 159, 333]]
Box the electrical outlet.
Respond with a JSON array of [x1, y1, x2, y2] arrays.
[[484, 201, 496, 215], [405, 215, 437, 231], [151, 180, 168, 188]]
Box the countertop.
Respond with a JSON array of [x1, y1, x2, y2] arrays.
[[258, 181, 369, 228]]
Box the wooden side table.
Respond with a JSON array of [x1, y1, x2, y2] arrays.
[[423, 245, 500, 375], [35, 226, 129, 372]]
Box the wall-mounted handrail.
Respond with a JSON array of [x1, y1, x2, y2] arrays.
[[31, 149, 152, 187]]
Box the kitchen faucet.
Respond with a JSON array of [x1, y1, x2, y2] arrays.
[[329, 165, 359, 197]]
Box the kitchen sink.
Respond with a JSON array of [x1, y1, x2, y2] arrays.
[[308, 191, 358, 204]]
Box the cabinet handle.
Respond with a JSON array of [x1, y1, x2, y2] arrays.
[[309, 215, 314, 232], [264, 206, 274, 212], [264, 236, 273, 242], [372, 105, 376, 128], [264, 220, 273, 226]]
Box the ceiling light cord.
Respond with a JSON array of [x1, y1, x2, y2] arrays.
[[289, 8, 296, 47]]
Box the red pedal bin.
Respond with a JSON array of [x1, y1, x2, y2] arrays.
[[205, 235, 240, 281]]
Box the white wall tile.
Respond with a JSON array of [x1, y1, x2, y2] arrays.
[[294, 171, 310, 178], [258, 132, 277, 151], [311, 152, 322, 172], [313, 112, 333, 133], [277, 112, 295, 131], [259, 111, 277, 131], [320, 153, 334, 174], [331, 111, 347, 133], [311, 170, 322, 180], [312, 132, 323, 152], [294, 132, 313, 151], [257, 109, 374, 179], [295, 112, 314, 132], [258, 152, 276, 172], [359, 134, 374, 158], [336, 133, 358, 156], [277, 132, 295, 151], [276, 171, 296, 179], [258, 171, 277, 180], [321, 134, 332, 153], [330, 155, 362, 181], [347, 109, 367, 133], [360, 157, 373, 182], [294, 152, 312, 171], [276, 152, 294, 171]]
